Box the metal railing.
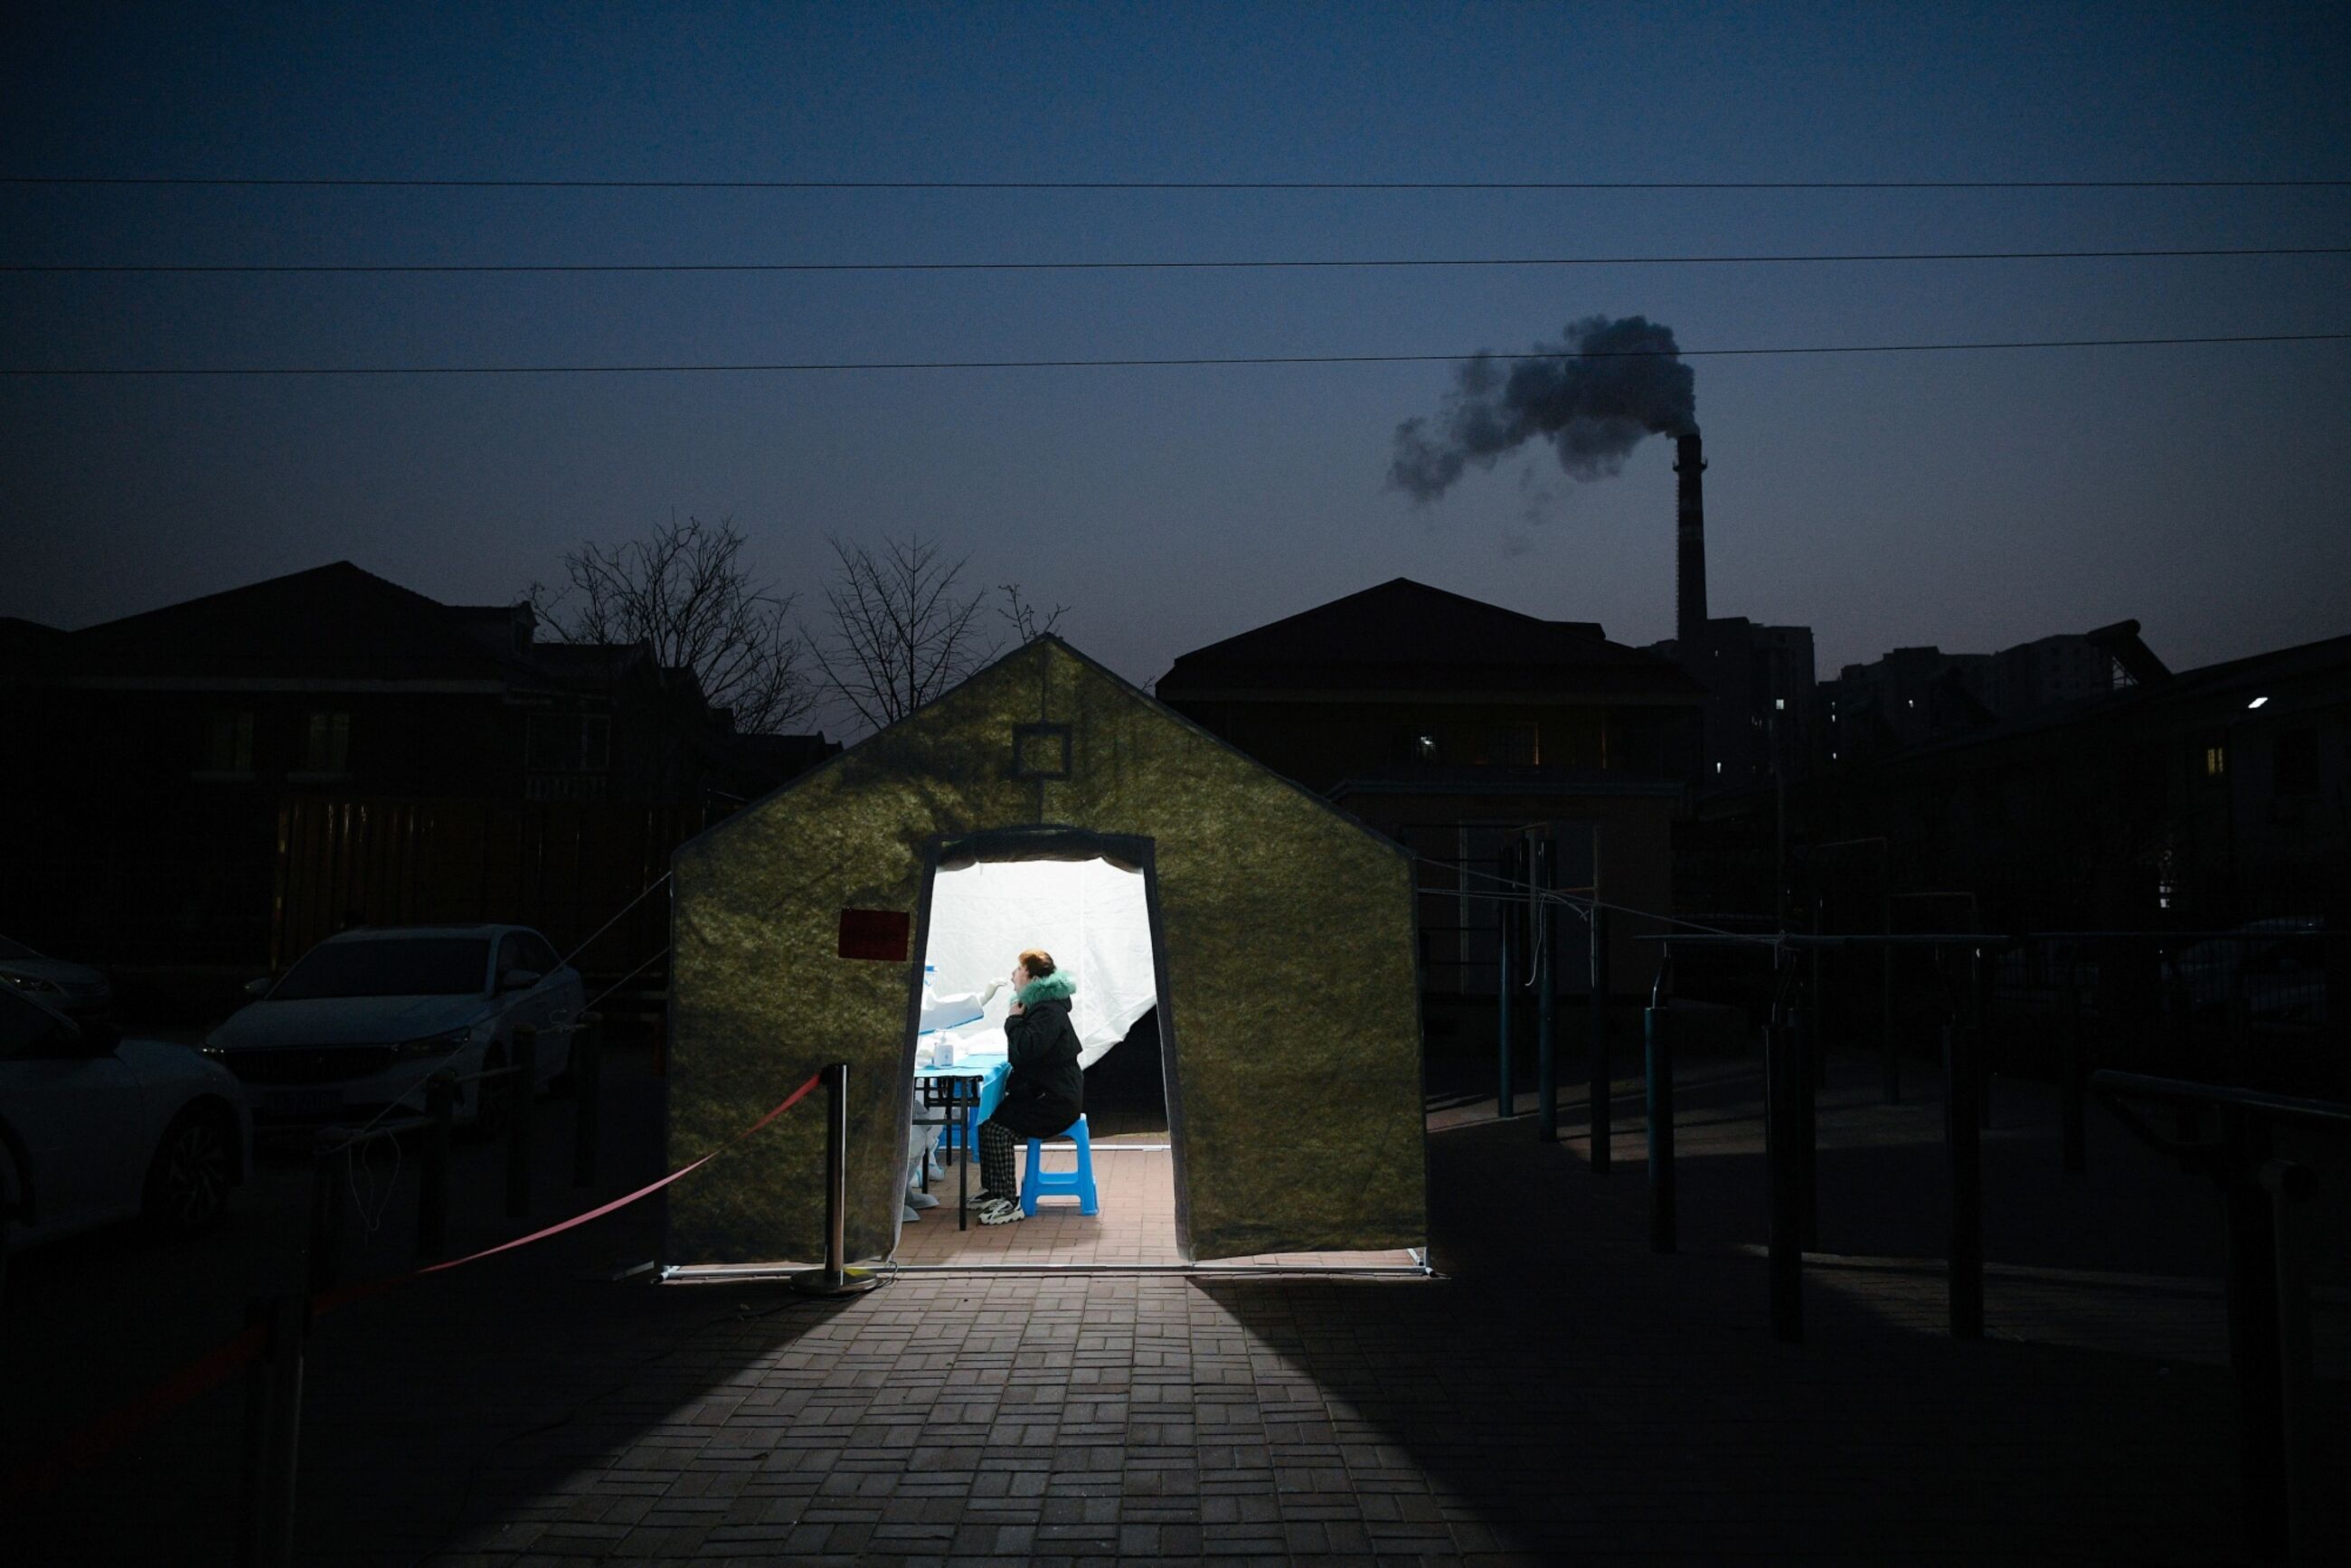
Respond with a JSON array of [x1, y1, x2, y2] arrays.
[[1618, 933, 2343, 1563], [240, 1015, 604, 1567], [1637, 925, 2343, 1116], [297, 1017, 608, 1284], [2091, 1072, 2346, 1565]]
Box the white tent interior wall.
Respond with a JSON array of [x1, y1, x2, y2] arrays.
[[919, 857, 1159, 1067]]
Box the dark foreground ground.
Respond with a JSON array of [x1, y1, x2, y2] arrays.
[[6, 1040, 2346, 1564]]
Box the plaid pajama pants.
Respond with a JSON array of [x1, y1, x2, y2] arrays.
[[978, 1118, 1019, 1201]]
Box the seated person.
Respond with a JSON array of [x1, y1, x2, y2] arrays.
[[974, 948, 1081, 1226]]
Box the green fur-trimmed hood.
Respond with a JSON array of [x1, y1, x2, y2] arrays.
[[1017, 972, 1075, 1006]]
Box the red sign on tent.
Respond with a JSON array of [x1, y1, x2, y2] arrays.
[[836, 907, 911, 961]]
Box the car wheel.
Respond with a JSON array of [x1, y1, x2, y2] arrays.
[[144, 1106, 237, 1238]]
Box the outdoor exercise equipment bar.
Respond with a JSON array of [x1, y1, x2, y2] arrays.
[[2093, 1070, 2344, 1565]]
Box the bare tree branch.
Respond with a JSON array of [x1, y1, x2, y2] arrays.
[[528, 515, 813, 734], [807, 533, 1000, 735], [997, 583, 1068, 645]]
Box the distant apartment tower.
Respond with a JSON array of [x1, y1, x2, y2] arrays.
[[1824, 633, 2118, 764], [1993, 633, 2119, 714], [1650, 616, 1818, 786]]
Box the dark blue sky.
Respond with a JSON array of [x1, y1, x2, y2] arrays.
[[5, 3, 2346, 704]]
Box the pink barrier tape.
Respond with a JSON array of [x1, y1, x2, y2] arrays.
[[6, 1069, 826, 1498], [5, 1323, 269, 1499], [414, 1069, 823, 1275]]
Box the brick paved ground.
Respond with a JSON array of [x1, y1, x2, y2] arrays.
[[11, 1044, 2347, 1563], [892, 1137, 1419, 1270], [892, 1134, 1177, 1265]]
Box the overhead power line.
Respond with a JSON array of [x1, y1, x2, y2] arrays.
[[8, 244, 2348, 275], [6, 330, 2346, 377], [4, 175, 2347, 191]]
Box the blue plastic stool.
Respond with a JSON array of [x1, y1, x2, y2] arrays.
[[1021, 1116, 1100, 1216]]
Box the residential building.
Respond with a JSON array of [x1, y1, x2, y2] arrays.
[[1156, 578, 1704, 1003], [0, 562, 836, 1006]]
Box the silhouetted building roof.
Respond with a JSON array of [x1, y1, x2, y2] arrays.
[[1880, 628, 2351, 769], [18, 561, 549, 686], [1158, 578, 1699, 702], [726, 732, 845, 797], [0, 616, 61, 659]]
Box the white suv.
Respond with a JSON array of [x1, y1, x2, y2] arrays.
[[202, 925, 582, 1128]]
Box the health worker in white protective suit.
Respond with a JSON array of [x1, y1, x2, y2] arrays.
[[904, 968, 1002, 1221]]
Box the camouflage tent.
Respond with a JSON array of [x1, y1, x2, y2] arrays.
[[665, 637, 1425, 1264]]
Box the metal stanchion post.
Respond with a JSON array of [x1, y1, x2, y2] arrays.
[[2260, 1158, 2316, 1566], [2060, 978, 2087, 1176], [1764, 1022, 1802, 1342], [1645, 988, 1676, 1255], [793, 1061, 881, 1297], [419, 1074, 453, 1261], [1811, 903, 1828, 1088], [1497, 842, 1517, 1119], [238, 1298, 268, 1565], [2217, 1107, 2287, 1563], [306, 1136, 346, 1295], [1588, 902, 1611, 1174], [1535, 835, 1558, 1143], [1881, 891, 1898, 1104], [573, 1012, 602, 1187], [1944, 1021, 1984, 1341], [1791, 1004, 1818, 1252], [505, 1025, 537, 1219], [1973, 949, 1994, 1131], [252, 1291, 307, 1568]]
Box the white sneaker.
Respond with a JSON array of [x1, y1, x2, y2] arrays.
[[977, 1196, 1024, 1226], [907, 1189, 939, 1211]]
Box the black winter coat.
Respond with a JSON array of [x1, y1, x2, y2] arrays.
[[997, 995, 1083, 1138]]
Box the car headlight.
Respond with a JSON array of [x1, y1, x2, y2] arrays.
[[392, 1026, 477, 1059], [1, 971, 62, 994]]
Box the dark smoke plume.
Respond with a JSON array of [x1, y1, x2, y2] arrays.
[[1388, 314, 1696, 502]]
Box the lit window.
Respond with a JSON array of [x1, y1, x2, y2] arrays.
[[2204, 744, 2226, 778], [1714, 761, 1723, 774], [1413, 732, 1439, 761]]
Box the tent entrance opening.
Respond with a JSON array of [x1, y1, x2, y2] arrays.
[[899, 850, 1178, 1264]]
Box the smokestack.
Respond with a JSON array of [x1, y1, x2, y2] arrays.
[[1675, 430, 1707, 647]]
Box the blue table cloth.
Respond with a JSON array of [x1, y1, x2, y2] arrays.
[[916, 1049, 1008, 1148]]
